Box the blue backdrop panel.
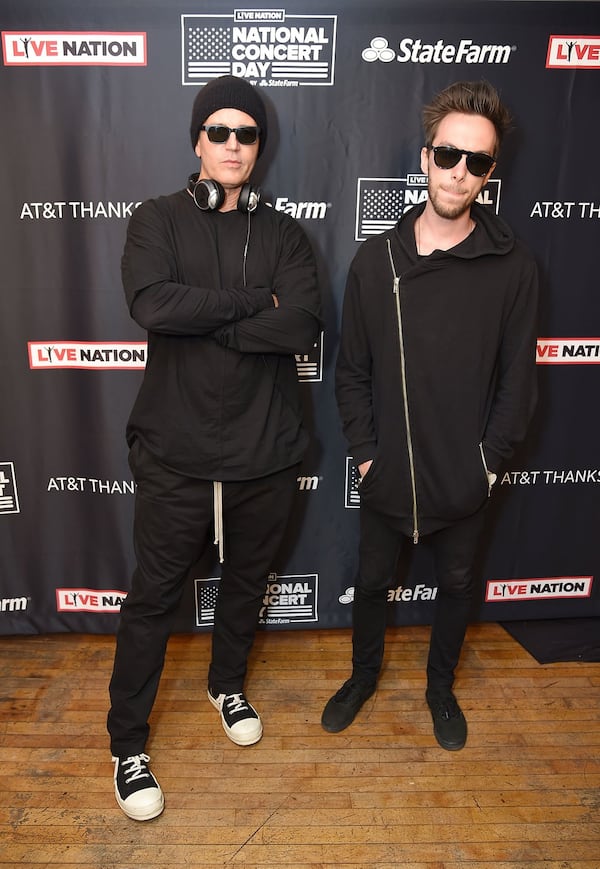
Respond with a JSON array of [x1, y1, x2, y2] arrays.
[[1, 0, 599, 635]]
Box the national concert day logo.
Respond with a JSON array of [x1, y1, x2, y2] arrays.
[[181, 9, 337, 86], [295, 332, 323, 382], [546, 35, 600, 69], [195, 573, 319, 626], [2, 31, 146, 65], [355, 176, 501, 241], [0, 462, 20, 515], [344, 457, 361, 509]]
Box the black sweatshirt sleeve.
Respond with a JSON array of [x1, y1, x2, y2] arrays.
[[212, 218, 321, 355], [122, 199, 274, 335], [482, 250, 539, 471], [334, 264, 377, 465]]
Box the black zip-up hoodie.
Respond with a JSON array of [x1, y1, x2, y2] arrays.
[[122, 189, 321, 480], [335, 202, 538, 539]]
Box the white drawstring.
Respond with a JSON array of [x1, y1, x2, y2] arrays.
[[213, 480, 224, 564]]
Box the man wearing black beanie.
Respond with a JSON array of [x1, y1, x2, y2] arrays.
[[107, 74, 321, 821]]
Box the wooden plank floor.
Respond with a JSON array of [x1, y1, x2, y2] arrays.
[[0, 623, 598, 868]]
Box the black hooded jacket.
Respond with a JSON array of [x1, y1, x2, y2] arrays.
[[335, 202, 538, 539], [122, 189, 321, 480]]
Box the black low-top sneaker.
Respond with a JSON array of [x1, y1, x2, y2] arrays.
[[426, 690, 467, 751], [208, 688, 263, 745], [321, 678, 376, 733], [112, 753, 164, 821]]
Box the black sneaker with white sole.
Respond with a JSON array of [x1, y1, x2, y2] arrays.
[[208, 688, 263, 745], [112, 753, 164, 821]]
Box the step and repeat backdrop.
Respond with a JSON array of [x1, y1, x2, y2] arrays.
[[1, 0, 599, 635]]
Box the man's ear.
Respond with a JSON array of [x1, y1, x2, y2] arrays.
[[420, 146, 429, 175], [481, 161, 496, 187]]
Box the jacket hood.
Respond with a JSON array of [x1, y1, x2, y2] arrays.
[[396, 200, 515, 262]]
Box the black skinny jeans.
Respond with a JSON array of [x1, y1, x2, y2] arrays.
[[351, 502, 487, 693]]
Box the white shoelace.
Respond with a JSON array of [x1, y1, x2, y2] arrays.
[[122, 753, 151, 784], [225, 694, 249, 714]]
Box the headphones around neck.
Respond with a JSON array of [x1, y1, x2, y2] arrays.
[[187, 173, 261, 213]]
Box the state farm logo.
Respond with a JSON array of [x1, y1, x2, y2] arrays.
[[486, 577, 593, 602], [546, 35, 600, 69], [182, 9, 336, 86], [355, 176, 501, 241], [273, 196, 330, 220], [56, 588, 128, 613], [362, 35, 515, 65], [537, 338, 600, 364], [2, 31, 146, 65], [339, 583, 438, 604], [28, 342, 146, 369]]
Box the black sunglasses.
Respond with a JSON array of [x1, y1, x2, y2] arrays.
[[200, 124, 260, 146], [431, 145, 496, 177]]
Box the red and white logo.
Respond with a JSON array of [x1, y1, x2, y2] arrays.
[[28, 341, 146, 369], [536, 338, 600, 364], [2, 31, 146, 66], [56, 588, 127, 613], [486, 576, 593, 602], [546, 35, 600, 69]]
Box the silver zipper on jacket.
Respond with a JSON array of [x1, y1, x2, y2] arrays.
[[386, 239, 419, 544]]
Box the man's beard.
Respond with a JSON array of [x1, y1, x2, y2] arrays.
[[427, 182, 479, 220]]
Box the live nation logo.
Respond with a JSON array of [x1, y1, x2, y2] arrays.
[[486, 576, 593, 602], [28, 342, 146, 369], [2, 31, 146, 65], [355, 176, 500, 241], [56, 588, 128, 613], [29, 338, 320, 380], [181, 9, 337, 86], [546, 35, 600, 69], [536, 338, 600, 364]]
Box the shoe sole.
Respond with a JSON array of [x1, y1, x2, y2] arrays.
[[115, 790, 165, 821], [433, 731, 466, 751], [207, 690, 263, 746]]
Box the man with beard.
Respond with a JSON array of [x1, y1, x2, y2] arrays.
[[322, 80, 538, 750]]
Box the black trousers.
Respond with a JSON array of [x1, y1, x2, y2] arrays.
[[107, 441, 299, 757], [351, 502, 487, 693]]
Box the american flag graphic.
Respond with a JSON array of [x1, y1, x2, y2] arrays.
[[185, 25, 232, 79], [195, 578, 220, 626], [345, 458, 361, 509], [356, 180, 407, 239]]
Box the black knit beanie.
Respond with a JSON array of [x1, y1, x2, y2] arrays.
[[190, 75, 268, 156]]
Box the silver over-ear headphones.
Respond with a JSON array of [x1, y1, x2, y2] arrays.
[[187, 174, 260, 213]]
